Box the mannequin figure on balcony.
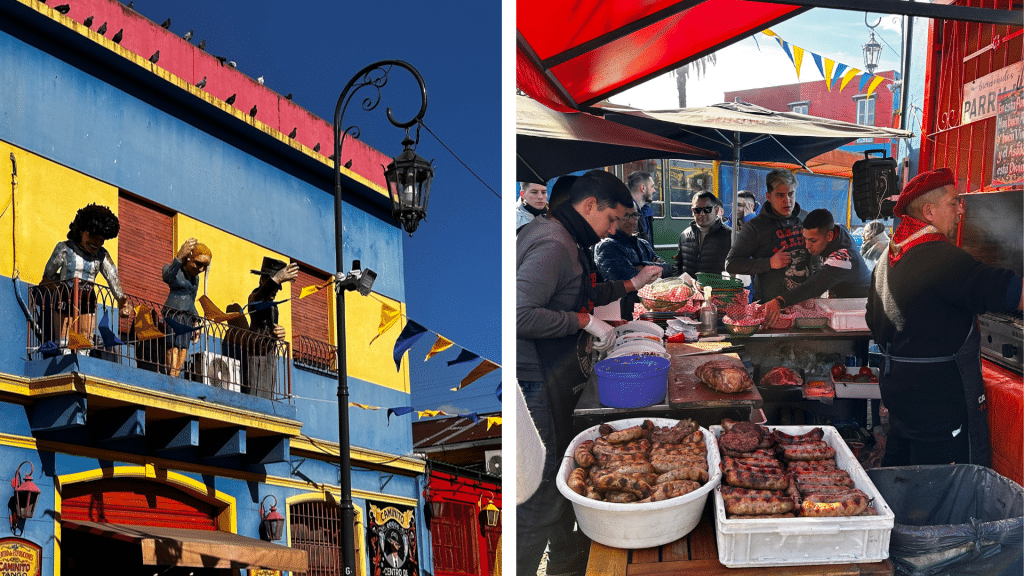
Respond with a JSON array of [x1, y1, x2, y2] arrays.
[[247, 257, 298, 398], [41, 204, 131, 350], [162, 237, 212, 377]]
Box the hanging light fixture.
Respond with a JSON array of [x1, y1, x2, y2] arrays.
[[11, 461, 40, 523], [477, 492, 500, 535], [862, 15, 883, 74], [383, 132, 435, 236], [260, 495, 285, 541]]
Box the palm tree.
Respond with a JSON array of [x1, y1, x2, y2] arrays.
[[671, 54, 717, 108]]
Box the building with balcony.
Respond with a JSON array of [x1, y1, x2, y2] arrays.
[[0, 0, 443, 573]]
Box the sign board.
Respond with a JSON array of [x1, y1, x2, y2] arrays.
[[992, 86, 1024, 186], [962, 62, 1023, 124], [247, 570, 280, 576], [0, 538, 41, 576], [367, 501, 420, 576]]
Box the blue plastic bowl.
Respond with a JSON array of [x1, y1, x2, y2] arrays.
[[595, 355, 670, 409]]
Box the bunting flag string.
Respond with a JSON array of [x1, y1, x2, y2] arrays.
[[450, 359, 500, 391], [447, 349, 480, 367], [299, 278, 335, 299], [392, 320, 429, 371], [98, 310, 124, 348], [370, 302, 402, 345], [425, 335, 454, 361], [762, 29, 892, 96], [484, 416, 502, 431]]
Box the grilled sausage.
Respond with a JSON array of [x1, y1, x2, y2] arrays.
[[720, 486, 787, 501], [725, 495, 796, 515], [651, 442, 706, 454], [606, 425, 645, 444], [650, 457, 708, 474], [595, 462, 655, 476], [604, 491, 638, 503], [593, 473, 652, 498], [721, 448, 777, 459], [724, 468, 789, 490], [595, 452, 648, 465], [598, 423, 615, 436], [567, 468, 588, 495], [655, 467, 709, 484], [800, 492, 869, 517], [574, 440, 596, 468], [722, 456, 783, 471], [585, 486, 602, 500], [786, 459, 838, 472], [727, 512, 796, 519], [778, 441, 837, 461], [773, 427, 824, 445], [641, 480, 702, 502]]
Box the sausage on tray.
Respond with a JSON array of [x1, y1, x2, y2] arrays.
[[722, 456, 783, 470], [593, 473, 652, 498], [727, 513, 796, 519], [574, 440, 596, 468], [787, 459, 838, 472], [773, 427, 824, 445], [641, 480, 702, 502], [779, 441, 837, 461], [567, 468, 588, 495], [800, 492, 870, 517], [594, 462, 655, 476], [604, 491, 638, 503], [651, 458, 707, 474], [656, 466, 709, 484], [606, 425, 647, 444], [724, 495, 796, 515], [724, 468, 789, 490], [720, 486, 787, 501], [721, 447, 777, 459]]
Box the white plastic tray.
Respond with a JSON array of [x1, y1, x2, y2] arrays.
[[833, 366, 881, 399], [820, 298, 868, 331], [710, 425, 894, 568], [555, 417, 722, 549]]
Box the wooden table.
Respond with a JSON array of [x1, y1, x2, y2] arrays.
[[586, 502, 893, 576]]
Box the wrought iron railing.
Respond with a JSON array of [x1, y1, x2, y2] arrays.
[[292, 335, 338, 375], [26, 279, 292, 401]]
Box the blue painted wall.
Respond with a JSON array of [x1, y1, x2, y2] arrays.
[[0, 25, 404, 301]]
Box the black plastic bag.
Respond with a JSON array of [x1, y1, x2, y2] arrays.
[[867, 465, 1023, 576]]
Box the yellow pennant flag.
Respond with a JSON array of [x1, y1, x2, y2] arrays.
[[349, 402, 380, 410], [839, 67, 861, 92], [417, 410, 449, 419], [425, 335, 454, 361], [369, 302, 402, 344], [865, 75, 887, 98], [762, 29, 777, 37], [299, 279, 334, 299], [454, 359, 501, 391], [485, 417, 502, 431], [823, 58, 836, 91], [792, 46, 804, 80]]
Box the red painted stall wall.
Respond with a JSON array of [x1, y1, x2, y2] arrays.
[[427, 470, 502, 576]]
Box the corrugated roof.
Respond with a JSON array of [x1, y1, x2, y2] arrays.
[[412, 413, 501, 449]]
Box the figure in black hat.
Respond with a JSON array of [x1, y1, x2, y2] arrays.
[[246, 257, 298, 398]]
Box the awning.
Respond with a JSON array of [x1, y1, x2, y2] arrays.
[[517, 0, 808, 111], [62, 519, 308, 572]]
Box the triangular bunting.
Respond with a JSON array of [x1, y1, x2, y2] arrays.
[[198, 295, 242, 323], [417, 409, 449, 419], [349, 402, 380, 410], [386, 406, 414, 424], [858, 72, 873, 94], [762, 29, 777, 37], [425, 335, 454, 361], [370, 302, 402, 344], [839, 67, 861, 92], [457, 359, 500, 390], [484, 417, 502, 431], [792, 46, 804, 80], [299, 279, 334, 299], [392, 320, 428, 370], [780, 40, 795, 65], [812, 53, 825, 79], [67, 329, 92, 350], [495, 382, 502, 402], [831, 63, 848, 90], [461, 413, 480, 424], [38, 341, 61, 358], [447, 349, 479, 367], [865, 75, 886, 98], [246, 299, 290, 313], [165, 315, 202, 336], [823, 59, 836, 91], [98, 310, 124, 348]]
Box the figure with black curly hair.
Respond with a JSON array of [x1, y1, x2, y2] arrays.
[[41, 204, 131, 350]]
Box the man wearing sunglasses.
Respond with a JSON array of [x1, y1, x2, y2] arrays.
[[674, 191, 732, 278]]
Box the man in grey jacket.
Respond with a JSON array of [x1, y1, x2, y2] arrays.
[[517, 170, 661, 576], [725, 168, 816, 302]]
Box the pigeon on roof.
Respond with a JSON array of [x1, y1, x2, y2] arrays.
[[228, 61, 237, 68], [160, 18, 171, 29], [112, 28, 123, 43], [249, 105, 257, 118], [285, 93, 293, 100], [344, 159, 353, 169], [196, 76, 207, 89], [197, 39, 206, 51], [54, 4, 71, 14], [83, 15, 93, 27], [225, 94, 236, 105], [127, 1, 134, 8], [288, 127, 297, 138], [149, 50, 160, 63], [313, 143, 321, 153], [257, 76, 265, 85], [183, 29, 193, 41], [97, 21, 107, 34]]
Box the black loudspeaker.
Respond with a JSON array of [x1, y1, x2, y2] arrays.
[[852, 150, 898, 220]]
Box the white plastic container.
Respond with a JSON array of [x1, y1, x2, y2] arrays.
[[710, 425, 894, 568], [821, 298, 869, 331], [833, 366, 881, 399], [555, 417, 722, 549]]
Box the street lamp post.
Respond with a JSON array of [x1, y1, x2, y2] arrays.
[[332, 60, 432, 576]]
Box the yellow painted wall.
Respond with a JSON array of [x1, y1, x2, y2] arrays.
[[174, 215, 293, 339], [0, 143, 119, 285], [345, 294, 410, 393]]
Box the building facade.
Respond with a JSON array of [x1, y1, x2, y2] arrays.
[[0, 0, 435, 574]]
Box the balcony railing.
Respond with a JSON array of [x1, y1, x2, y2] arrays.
[[26, 279, 292, 401], [292, 335, 338, 375]]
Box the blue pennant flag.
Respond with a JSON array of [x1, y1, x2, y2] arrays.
[[831, 63, 848, 90], [386, 406, 414, 425], [495, 382, 502, 403], [812, 53, 825, 79], [780, 40, 795, 65], [164, 315, 202, 336], [98, 311, 124, 348], [858, 72, 873, 93], [246, 299, 290, 313], [446, 349, 479, 367], [393, 320, 428, 370], [39, 341, 61, 358], [461, 412, 480, 424]]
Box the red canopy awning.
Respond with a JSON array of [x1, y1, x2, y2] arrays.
[[517, 0, 807, 112]]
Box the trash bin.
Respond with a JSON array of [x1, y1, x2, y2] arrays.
[[866, 465, 1023, 576]]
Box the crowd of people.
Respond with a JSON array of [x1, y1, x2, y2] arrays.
[[515, 166, 1023, 576]]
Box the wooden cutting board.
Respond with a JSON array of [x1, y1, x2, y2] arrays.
[[667, 343, 762, 408]]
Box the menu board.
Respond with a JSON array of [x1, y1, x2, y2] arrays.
[[992, 86, 1024, 186]]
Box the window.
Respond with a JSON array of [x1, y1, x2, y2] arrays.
[[291, 264, 335, 370], [431, 502, 479, 575], [789, 101, 809, 115], [117, 193, 174, 305], [854, 95, 876, 143], [290, 501, 362, 576], [621, 159, 665, 218], [667, 161, 713, 220]]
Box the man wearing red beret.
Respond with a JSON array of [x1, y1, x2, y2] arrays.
[[866, 168, 1023, 467]]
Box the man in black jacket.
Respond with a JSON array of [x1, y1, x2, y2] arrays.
[[674, 191, 732, 277], [596, 207, 674, 319], [761, 209, 870, 326], [725, 169, 815, 301]]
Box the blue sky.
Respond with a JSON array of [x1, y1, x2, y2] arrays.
[[132, 1, 502, 416]]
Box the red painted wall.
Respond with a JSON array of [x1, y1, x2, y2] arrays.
[[427, 470, 502, 576], [52, 0, 390, 188]]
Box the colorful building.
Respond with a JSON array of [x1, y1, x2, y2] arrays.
[[0, 0, 442, 574]]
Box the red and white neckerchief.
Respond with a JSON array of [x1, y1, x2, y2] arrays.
[[888, 215, 947, 266]]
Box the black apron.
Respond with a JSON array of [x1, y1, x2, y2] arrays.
[[880, 321, 989, 466]]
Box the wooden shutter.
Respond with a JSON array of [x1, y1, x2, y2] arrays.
[[291, 265, 334, 368], [61, 479, 219, 530], [117, 193, 174, 306], [430, 502, 479, 575]]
